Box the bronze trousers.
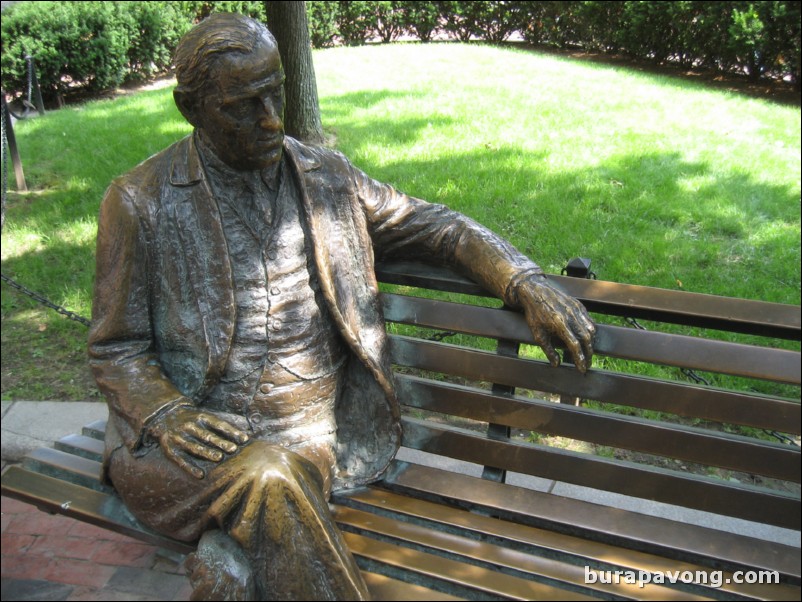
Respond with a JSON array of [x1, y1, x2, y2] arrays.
[[108, 439, 369, 600]]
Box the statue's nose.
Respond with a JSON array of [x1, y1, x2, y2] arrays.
[[259, 96, 282, 126]]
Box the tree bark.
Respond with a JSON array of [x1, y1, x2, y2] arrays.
[[264, 1, 325, 145]]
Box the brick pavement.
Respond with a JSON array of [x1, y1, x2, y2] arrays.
[[1, 494, 193, 601]]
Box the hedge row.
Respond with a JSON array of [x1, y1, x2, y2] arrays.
[[2, 1, 799, 103], [1, 1, 266, 103], [307, 1, 800, 84]]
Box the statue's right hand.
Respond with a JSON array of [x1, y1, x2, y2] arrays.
[[148, 408, 250, 479]]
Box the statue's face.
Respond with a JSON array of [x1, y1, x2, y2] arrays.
[[194, 39, 285, 171]]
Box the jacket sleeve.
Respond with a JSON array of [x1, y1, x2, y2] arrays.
[[88, 182, 193, 454], [350, 165, 544, 306]]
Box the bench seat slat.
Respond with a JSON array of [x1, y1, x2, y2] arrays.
[[401, 418, 800, 530], [381, 461, 801, 581], [82, 420, 108, 440], [383, 294, 801, 385], [1, 467, 463, 602], [23, 447, 106, 492], [342, 530, 597, 601], [335, 504, 713, 600], [361, 572, 466, 601], [390, 336, 801, 434], [53, 433, 105, 462], [338, 487, 801, 601], [397, 376, 801, 482], [1, 465, 195, 553]]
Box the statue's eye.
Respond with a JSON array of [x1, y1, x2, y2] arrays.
[[222, 97, 259, 119]]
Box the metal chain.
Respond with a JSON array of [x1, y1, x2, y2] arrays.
[[764, 430, 800, 447], [2, 97, 7, 229], [679, 367, 710, 386], [1, 273, 91, 327], [624, 316, 646, 330], [26, 56, 33, 105], [623, 316, 800, 446], [427, 330, 458, 342], [624, 316, 710, 385]]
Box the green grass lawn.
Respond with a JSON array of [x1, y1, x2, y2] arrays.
[[2, 42, 800, 400]]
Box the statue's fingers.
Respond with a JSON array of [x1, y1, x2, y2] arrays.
[[580, 325, 594, 369], [564, 331, 588, 373], [201, 415, 250, 444], [185, 423, 238, 454], [562, 300, 595, 370], [528, 320, 561, 367], [569, 311, 594, 371], [173, 431, 225, 463], [549, 312, 587, 372], [163, 438, 205, 479]]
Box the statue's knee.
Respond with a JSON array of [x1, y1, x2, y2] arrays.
[[234, 442, 319, 490]]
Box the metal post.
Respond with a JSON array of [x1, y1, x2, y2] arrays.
[[481, 337, 519, 484], [1, 94, 27, 192], [559, 257, 595, 405], [25, 56, 46, 116]]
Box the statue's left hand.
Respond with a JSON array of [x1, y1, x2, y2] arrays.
[[148, 408, 251, 479], [514, 275, 595, 373]]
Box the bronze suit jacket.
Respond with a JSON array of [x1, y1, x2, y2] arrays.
[[89, 134, 536, 490]]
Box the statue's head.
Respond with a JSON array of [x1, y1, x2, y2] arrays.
[[173, 13, 285, 171]]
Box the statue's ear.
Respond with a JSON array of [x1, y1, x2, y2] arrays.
[[174, 89, 198, 127]]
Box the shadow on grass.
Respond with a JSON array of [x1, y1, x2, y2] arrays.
[[321, 89, 459, 150], [501, 40, 802, 108], [5, 51, 799, 401], [3, 88, 799, 334], [349, 146, 799, 303]]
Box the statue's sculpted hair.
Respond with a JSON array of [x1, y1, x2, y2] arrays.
[[173, 13, 277, 96]]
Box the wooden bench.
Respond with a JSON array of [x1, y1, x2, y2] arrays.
[[3, 260, 800, 600]]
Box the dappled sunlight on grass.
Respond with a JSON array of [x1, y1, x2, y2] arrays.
[[1, 228, 46, 260], [2, 42, 799, 400], [157, 120, 193, 138]]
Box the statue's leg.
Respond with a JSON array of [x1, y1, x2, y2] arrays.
[[186, 529, 256, 601], [108, 440, 369, 600]]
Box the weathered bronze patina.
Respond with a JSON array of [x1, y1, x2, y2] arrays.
[[88, 13, 594, 601]]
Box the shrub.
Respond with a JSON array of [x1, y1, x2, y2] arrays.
[[2, 2, 133, 102], [307, 1, 339, 48], [373, 1, 406, 44], [180, 1, 266, 22], [398, 1, 442, 43], [335, 1, 378, 46], [520, 1, 584, 48], [125, 2, 193, 82], [2, 0, 798, 103], [0, 1, 268, 103]]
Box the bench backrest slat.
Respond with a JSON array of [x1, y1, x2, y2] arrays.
[[390, 336, 801, 433], [397, 375, 801, 483], [377, 261, 802, 339], [379, 262, 800, 530], [555, 276, 801, 340], [402, 418, 800, 530], [383, 294, 801, 384]]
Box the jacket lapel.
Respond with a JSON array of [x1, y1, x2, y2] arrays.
[[169, 136, 235, 395], [284, 138, 397, 404]]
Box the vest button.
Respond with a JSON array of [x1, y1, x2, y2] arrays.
[[249, 411, 263, 425], [267, 352, 278, 363], [259, 382, 273, 394], [270, 318, 282, 331], [270, 287, 280, 296]]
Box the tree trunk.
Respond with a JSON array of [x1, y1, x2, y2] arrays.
[[264, 1, 325, 145]]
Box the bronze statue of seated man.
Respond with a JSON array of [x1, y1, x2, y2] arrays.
[[88, 13, 595, 601]]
